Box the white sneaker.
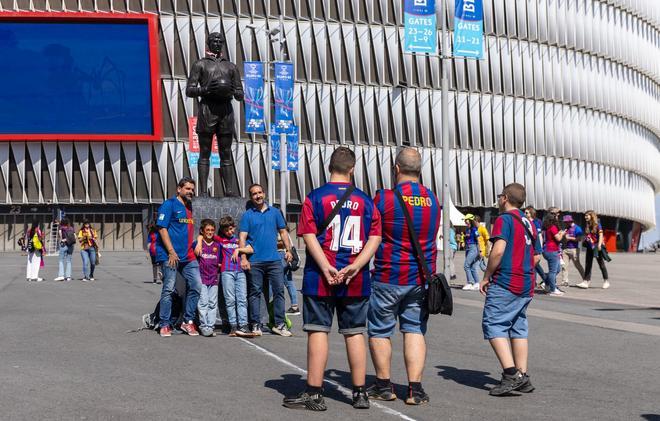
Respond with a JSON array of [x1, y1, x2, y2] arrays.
[[271, 324, 293, 337], [576, 281, 590, 289], [602, 281, 610, 289], [35, 278, 44, 282], [548, 289, 565, 296], [462, 284, 474, 291], [561, 280, 569, 287], [54, 277, 65, 281]]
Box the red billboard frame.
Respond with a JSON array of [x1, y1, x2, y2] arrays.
[[0, 11, 163, 142]]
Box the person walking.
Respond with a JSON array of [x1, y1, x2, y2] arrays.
[[146, 222, 162, 284], [462, 214, 481, 291], [239, 183, 294, 337], [278, 231, 300, 315], [54, 218, 75, 282], [576, 211, 610, 289], [541, 208, 565, 296], [560, 215, 585, 286], [448, 225, 458, 280], [283, 147, 382, 411], [524, 206, 547, 287], [480, 183, 540, 396], [78, 219, 98, 282], [155, 177, 203, 337], [366, 148, 440, 405], [25, 221, 45, 282]]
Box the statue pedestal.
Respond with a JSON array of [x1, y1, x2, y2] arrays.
[[192, 196, 248, 234]]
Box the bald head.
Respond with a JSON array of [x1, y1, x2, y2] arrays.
[[395, 147, 422, 179]]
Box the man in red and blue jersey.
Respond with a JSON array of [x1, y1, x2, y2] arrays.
[[283, 147, 381, 411], [155, 177, 202, 338], [479, 183, 542, 396], [367, 148, 440, 405]]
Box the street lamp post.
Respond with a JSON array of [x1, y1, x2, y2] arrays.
[[440, 0, 451, 277]]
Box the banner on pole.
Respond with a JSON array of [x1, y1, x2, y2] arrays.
[[274, 62, 295, 134], [453, 0, 484, 59], [403, 0, 437, 54], [243, 61, 266, 134], [188, 116, 220, 168], [286, 125, 299, 171], [270, 124, 281, 170]]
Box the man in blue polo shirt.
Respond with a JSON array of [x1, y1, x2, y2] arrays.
[[239, 183, 293, 337], [156, 177, 203, 338]]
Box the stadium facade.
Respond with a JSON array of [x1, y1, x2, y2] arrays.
[[1, 0, 659, 252]]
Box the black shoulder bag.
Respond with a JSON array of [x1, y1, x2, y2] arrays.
[[316, 185, 356, 236], [506, 211, 537, 242], [394, 190, 453, 316]]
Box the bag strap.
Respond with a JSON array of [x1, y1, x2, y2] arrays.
[[316, 185, 356, 236], [393, 189, 433, 282], [506, 210, 537, 243]]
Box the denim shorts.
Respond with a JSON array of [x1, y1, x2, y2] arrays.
[[367, 281, 428, 338], [302, 295, 368, 335], [482, 283, 533, 339]]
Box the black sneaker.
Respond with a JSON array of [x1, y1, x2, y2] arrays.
[[286, 306, 301, 315], [282, 391, 327, 411], [405, 387, 430, 405], [366, 383, 396, 401], [489, 371, 526, 396], [352, 390, 370, 409], [518, 373, 535, 393]]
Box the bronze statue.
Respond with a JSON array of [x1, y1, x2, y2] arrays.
[[186, 32, 243, 197]]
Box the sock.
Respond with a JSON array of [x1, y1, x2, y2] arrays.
[[409, 382, 422, 392], [306, 384, 322, 395], [376, 378, 391, 388], [352, 385, 365, 394], [503, 367, 518, 376]]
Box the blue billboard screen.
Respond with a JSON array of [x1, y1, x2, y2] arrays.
[[0, 18, 158, 139]]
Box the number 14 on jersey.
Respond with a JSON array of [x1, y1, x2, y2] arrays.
[[328, 215, 363, 253]]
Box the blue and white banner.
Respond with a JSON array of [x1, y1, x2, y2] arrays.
[[270, 124, 281, 170], [453, 0, 484, 59], [274, 62, 295, 134], [403, 0, 437, 54], [243, 61, 265, 134], [286, 125, 299, 171]]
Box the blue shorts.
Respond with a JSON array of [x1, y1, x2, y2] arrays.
[[368, 281, 428, 338], [482, 283, 533, 339], [303, 295, 368, 335]]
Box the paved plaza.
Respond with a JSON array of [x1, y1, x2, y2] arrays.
[[0, 251, 659, 420]]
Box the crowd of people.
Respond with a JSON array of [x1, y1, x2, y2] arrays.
[[146, 146, 561, 411], [21, 219, 100, 283], [454, 205, 611, 296]]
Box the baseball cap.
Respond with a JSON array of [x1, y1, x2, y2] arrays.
[[464, 213, 475, 221]]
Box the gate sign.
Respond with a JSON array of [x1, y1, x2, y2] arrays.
[[453, 0, 484, 59], [404, 0, 437, 54]]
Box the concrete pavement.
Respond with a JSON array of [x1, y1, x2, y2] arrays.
[[0, 251, 659, 420]]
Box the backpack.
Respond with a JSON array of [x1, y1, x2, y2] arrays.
[[288, 247, 301, 272], [65, 229, 77, 246]]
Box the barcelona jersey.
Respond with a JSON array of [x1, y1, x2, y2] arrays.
[[297, 182, 381, 297], [371, 182, 441, 286], [155, 197, 196, 264], [490, 209, 542, 297]]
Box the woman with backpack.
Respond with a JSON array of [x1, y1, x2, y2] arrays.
[[78, 219, 98, 282], [25, 221, 45, 282], [54, 219, 75, 282]]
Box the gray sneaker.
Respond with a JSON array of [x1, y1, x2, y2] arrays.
[[518, 373, 535, 393], [490, 371, 526, 396], [200, 327, 216, 337], [271, 323, 293, 337]]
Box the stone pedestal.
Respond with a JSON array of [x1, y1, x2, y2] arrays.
[[192, 196, 249, 233]]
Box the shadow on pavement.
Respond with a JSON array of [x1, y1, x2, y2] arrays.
[[325, 369, 408, 401], [264, 373, 352, 405], [436, 365, 498, 391], [641, 415, 660, 421], [593, 307, 660, 312]]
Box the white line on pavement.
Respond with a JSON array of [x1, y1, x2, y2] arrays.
[[454, 297, 660, 337], [238, 338, 418, 421]]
